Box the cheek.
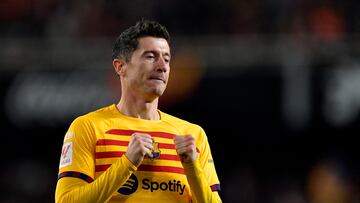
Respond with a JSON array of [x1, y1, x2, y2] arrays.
[[130, 67, 146, 80]]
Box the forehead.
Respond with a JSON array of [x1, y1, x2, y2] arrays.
[[136, 37, 170, 54]]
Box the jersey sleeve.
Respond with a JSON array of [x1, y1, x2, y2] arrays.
[[197, 127, 221, 191], [58, 116, 96, 180], [55, 116, 138, 202], [56, 155, 137, 202], [183, 126, 222, 203]]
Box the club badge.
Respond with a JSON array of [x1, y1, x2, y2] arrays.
[[150, 139, 161, 160]]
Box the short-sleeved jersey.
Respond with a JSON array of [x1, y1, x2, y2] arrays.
[[58, 104, 220, 202]]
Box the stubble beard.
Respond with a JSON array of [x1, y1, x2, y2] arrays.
[[144, 86, 166, 102]]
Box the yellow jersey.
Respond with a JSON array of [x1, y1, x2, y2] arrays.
[[56, 104, 221, 202]]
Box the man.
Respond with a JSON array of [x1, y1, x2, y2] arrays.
[[55, 19, 221, 203]]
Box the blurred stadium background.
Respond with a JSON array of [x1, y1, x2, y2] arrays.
[[1, 0, 360, 202]]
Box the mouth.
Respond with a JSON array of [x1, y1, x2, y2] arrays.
[[149, 76, 165, 83]]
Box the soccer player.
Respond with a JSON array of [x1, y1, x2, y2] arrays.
[[55, 19, 222, 203]]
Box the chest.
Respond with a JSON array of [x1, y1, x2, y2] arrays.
[[94, 127, 191, 199], [94, 128, 185, 176]]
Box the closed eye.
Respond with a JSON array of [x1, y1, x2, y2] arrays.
[[164, 57, 170, 63], [143, 52, 156, 61], [145, 54, 155, 59], [144, 54, 155, 62]]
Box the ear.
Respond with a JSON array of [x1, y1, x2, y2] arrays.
[[113, 59, 127, 76]]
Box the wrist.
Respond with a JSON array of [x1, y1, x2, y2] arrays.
[[182, 159, 199, 170], [124, 153, 140, 169]]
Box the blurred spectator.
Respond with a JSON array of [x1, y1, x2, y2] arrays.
[[307, 158, 354, 203], [222, 167, 257, 203], [307, 1, 345, 42], [227, 0, 260, 34], [0, 0, 59, 37], [1, 0, 360, 202]]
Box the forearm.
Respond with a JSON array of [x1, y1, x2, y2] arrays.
[[55, 156, 137, 203], [183, 161, 222, 203]]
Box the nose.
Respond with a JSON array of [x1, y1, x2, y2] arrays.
[[155, 56, 169, 72]]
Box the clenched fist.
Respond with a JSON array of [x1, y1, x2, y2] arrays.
[[125, 133, 153, 166], [174, 135, 197, 163]]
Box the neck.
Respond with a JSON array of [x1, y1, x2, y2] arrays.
[[117, 95, 160, 120]]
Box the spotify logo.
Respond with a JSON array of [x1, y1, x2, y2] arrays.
[[118, 174, 138, 195]]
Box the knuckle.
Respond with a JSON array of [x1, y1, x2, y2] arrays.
[[132, 133, 140, 140]]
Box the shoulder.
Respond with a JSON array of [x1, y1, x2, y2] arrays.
[[160, 111, 204, 133], [70, 104, 115, 127], [66, 105, 115, 142]]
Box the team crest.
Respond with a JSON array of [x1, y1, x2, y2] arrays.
[[150, 139, 161, 160]]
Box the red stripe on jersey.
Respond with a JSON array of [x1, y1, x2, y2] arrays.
[[95, 151, 180, 161], [96, 139, 128, 146], [160, 154, 180, 161], [158, 143, 175, 149], [106, 129, 175, 139], [95, 151, 125, 158], [138, 165, 184, 174], [158, 143, 200, 153], [96, 139, 200, 153], [96, 140, 175, 149], [105, 129, 133, 136], [95, 164, 111, 172], [95, 164, 185, 174]]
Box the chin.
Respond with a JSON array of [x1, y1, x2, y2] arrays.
[[153, 89, 165, 97], [145, 88, 165, 99], [149, 85, 166, 95]]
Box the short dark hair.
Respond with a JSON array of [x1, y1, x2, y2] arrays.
[[112, 19, 171, 61]]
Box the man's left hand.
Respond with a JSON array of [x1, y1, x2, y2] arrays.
[[174, 135, 197, 163]]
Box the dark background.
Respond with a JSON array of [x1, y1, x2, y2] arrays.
[[1, 0, 360, 202]]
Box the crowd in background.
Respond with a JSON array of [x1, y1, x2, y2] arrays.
[[1, 0, 360, 202], [1, 0, 358, 40]]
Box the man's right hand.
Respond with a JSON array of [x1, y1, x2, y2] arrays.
[[125, 133, 153, 167]]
